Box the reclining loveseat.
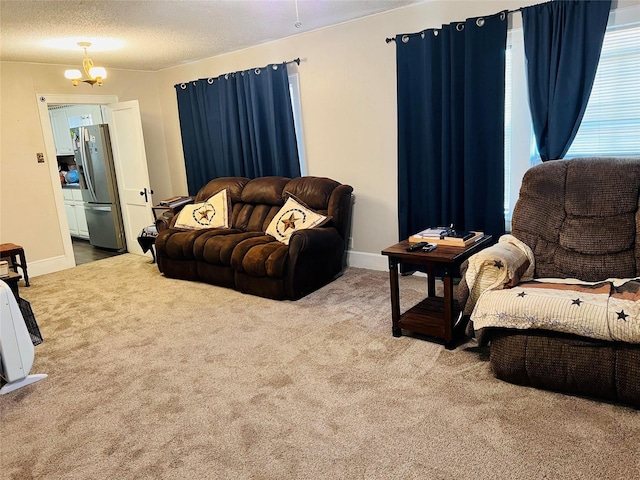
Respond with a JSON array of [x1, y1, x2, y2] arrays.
[[461, 157, 640, 407], [155, 176, 353, 300]]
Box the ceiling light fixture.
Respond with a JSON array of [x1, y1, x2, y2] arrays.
[[64, 42, 107, 86]]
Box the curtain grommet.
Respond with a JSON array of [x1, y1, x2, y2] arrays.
[[180, 83, 186, 90], [500, 11, 506, 21], [272, 64, 278, 70], [476, 18, 485, 27], [255, 68, 261, 75], [402, 35, 409, 43], [456, 23, 465, 32], [434, 30, 439, 37], [207, 78, 214, 84]]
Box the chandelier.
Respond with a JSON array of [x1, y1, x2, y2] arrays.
[[64, 42, 107, 86]]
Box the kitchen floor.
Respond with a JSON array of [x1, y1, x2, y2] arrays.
[[72, 238, 123, 265]]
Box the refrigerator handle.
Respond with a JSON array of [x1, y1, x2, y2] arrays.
[[80, 127, 97, 202], [139, 188, 154, 203]]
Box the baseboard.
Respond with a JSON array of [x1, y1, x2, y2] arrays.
[[22, 255, 74, 279], [345, 250, 428, 278], [346, 250, 387, 271]]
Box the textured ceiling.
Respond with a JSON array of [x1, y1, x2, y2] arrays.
[[0, 0, 424, 71]]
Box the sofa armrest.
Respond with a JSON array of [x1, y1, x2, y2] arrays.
[[156, 198, 199, 232], [155, 212, 175, 232], [284, 227, 345, 299], [463, 235, 534, 315], [288, 227, 342, 253]]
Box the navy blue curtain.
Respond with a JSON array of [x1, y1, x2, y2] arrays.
[[522, 0, 611, 161], [175, 63, 300, 194], [396, 11, 508, 243]]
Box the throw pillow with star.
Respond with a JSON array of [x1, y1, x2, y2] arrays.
[[266, 195, 328, 245], [173, 189, 230, 230]]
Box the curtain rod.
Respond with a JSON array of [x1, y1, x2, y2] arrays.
[[175, 58, 301, 87], [385, 8, 522, 43]]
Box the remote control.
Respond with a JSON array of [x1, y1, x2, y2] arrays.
[[422, 243, 437, 252], [406, 242, 429, 251]]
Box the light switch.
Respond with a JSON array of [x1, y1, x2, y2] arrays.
[[37, 152, 45, 163]]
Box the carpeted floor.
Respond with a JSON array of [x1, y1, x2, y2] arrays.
[[1, 254, 638, 479]]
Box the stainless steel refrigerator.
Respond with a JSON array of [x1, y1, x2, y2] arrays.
[[71, 124, 126, 251]]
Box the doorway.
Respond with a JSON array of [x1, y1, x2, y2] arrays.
[[36, 93, 154, 270], [51, 102, 125, 266]]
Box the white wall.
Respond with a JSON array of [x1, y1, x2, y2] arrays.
[[1, 0, 540, 275]]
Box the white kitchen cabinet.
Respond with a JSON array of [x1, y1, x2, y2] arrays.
[[50, 105, 105, 155], [49, 109, 74, 155], [62, 188, 78, 236], [62, 188, 89, 239], [66, 104, 104, 127], [72, 189, 89, 238]]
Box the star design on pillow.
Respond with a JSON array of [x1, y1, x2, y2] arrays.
[[617, 310, 629, 321], [198, 208, 212, 221], [493, 260, 504, 269], [572, 298, 583, 306], [192, 203, 215, 225], [281, 213, 300, 231], [517, 291, 527, 298]]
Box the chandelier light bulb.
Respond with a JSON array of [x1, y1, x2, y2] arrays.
[[89, 67, 107, 79], [64, 69, 82, 80]]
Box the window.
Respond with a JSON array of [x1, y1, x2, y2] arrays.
[[288, 72, 307, 176], [565, 21, 640, 158], [504, 5, 640, 230], [504, 27, 534, 230]]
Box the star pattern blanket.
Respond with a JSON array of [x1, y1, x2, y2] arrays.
[[463, 234, 535, 315], [470, 278, 640, 343]]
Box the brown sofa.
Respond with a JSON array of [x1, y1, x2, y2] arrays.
[[462, 157, 640, 407], [155, 176, 353, 300]]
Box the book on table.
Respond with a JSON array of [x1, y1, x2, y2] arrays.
[[159, 196, 193, 208], [409, 226, 484, 246]]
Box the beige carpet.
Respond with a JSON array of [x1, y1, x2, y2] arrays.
[[1, 254, 638, 479]]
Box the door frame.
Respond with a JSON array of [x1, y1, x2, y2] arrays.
[[36, 93, 119, 269]]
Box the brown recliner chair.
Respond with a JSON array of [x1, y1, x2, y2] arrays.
[[462, 157, 640, 407], [155, 176, 353, 300]]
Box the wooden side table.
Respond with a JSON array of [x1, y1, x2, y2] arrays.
[[1, 271, 22, 300], [0, 243, 29, 287], [152, 198, 195, 222], [381, 235, 492, 349]]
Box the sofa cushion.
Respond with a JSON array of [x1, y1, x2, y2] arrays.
[[230, 236, 288, 277], [265, 196, 328, 245], [283, 176, 340, 213], [196, 177, 249, 203], [232, 177, 290, 232], [174, 189, 230, 230], [194, 231, 265, 266], [240, 177, 290, 205]]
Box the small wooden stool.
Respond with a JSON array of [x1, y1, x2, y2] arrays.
[[0, 243, 29, 287]]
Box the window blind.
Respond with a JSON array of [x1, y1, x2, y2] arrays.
[[566, 23, 640, 157]]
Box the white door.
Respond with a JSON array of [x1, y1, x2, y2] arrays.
[[104, 100, 154, 256]]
